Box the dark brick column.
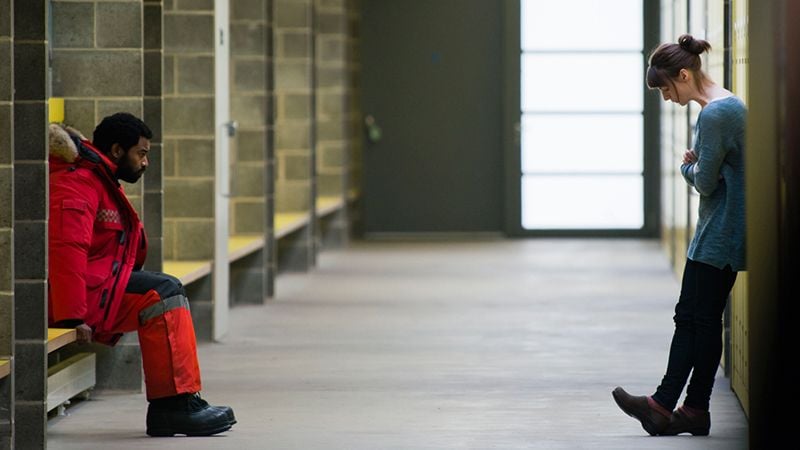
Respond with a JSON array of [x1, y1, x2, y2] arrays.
[[12, 0, 49, 447], [345, 0, 362, 236], [0, 0, 15, 445]]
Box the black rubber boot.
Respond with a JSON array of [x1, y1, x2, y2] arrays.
[[146, 393, 234, 437], [190, 394, 237, 425]]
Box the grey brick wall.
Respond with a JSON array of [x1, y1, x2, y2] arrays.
[[50, 0, 146, 218], [314, 0, 346, 198], [274, 0, 313, 213], [229, 20, 268, 306], [50, 0, 153, 397], [162, 1, 215, 262], [231, 0, 269, 236], [313, 0, 349, 247], [273, 0, 315, 272], [161, 0, 216, 336], [143, 0, 165, 272], [265, 0, 276, 296]]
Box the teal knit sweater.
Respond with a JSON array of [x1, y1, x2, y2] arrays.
[[681, 96, 747, 271]]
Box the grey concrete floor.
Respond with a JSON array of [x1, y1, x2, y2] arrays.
[[47, 239, 748, 449]]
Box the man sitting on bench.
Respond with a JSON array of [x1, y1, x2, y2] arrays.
[[48, 112, 236, 437]]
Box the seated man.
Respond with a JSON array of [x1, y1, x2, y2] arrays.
[[48, 112, 235, 437]]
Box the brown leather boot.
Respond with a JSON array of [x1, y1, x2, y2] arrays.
[[660, 405, 711, 436], [612, 387, 671, 436]]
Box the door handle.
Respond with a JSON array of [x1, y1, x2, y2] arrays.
[[364, 115, 382, 143], [225, 120, 238, 137]]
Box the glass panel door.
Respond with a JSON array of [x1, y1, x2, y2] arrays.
[[520, 0, 644, 230]]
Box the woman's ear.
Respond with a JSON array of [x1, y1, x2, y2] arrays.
[[679, 68, 690, 82]]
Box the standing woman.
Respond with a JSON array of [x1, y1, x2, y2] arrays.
[[612, 34, 746, 436]]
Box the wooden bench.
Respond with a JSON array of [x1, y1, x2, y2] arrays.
[[163, 236, 266, 288], [316, 196, 344, 218], [0, 358, 9, 379], [47, 328, 77, 353], [275, 212, 310, 239], [162, 260, 213, 285], [228, 235, 265, 262], [160, 208, 334, 289], [47, 328, 96, 415]]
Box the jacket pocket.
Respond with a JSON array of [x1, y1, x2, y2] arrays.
[[60, 199, 93, 247]]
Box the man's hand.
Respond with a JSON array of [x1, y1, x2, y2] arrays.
[[75, 323, 93, 344], [682, 149, 698, 165]]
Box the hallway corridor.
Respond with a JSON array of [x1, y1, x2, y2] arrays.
[[47, 239, 748, 449]]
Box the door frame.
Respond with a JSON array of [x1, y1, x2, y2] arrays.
[[213, 0, 230, 340], [501, 0, 661, 237]]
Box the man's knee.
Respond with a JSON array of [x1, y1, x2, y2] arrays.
[[128, 270, 185, 298], [156, 273, 185, 299]]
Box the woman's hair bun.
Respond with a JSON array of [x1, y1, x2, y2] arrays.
[[678, 34, 711, 55]]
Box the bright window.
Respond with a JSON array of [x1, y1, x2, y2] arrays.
[[520, 0, 644, 230]]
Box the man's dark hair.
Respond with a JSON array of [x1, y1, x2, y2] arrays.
[[92, 112, 153, 155]]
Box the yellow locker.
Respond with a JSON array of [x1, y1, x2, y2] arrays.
[[730, 0, 749, 417]]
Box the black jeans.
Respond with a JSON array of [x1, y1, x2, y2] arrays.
[[652, 259, 737, 411]]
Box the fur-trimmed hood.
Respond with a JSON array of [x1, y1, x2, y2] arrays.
[[48, 123, 119, 178], [48, 123, 86, 163]]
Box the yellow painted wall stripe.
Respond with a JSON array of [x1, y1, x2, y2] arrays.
[[49, 97, 65, 123]]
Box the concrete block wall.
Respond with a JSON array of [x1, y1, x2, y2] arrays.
[[50, 0, 150, 395], [274, 0, 313, 214], [265, 0, 277, 297], [231, 0, 269, 236], [274, 0, 315, 270], [162, 0, 217, 334], [143, 0, 165, 272], [50, 0, 146, 215], [314, 0, 348, 247], [229, 0, 271, 304], [314, 0, 346, 198], [12, 0, 49, 446], [0, 1, 14, 445]]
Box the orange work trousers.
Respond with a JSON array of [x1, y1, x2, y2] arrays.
[[94, 270, 202, 400]]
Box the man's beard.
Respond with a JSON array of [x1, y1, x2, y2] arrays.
[[116, 157, 145, 183]]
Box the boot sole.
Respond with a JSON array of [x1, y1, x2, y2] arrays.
[[147, 422, 232, 437], [661, 427, 710, 436], [612, 389, 662, 436]]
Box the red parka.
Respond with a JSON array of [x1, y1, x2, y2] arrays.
[[48, 126, 147, 342]]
